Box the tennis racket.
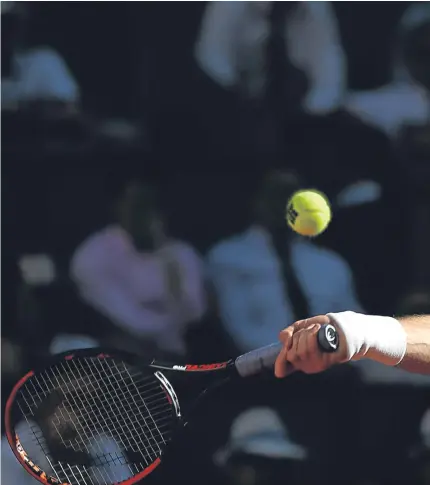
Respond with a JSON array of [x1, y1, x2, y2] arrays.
[[5, 324, 339, 485]]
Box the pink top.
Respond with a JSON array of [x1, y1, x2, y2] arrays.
[[70, 225, 207, 355]]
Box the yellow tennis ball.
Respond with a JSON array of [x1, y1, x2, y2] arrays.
[[286, 189, 332, 237]]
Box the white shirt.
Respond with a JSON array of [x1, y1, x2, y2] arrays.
[[207, 226, 363, 353], [345, 81, 429, 138], [195, 1, 346, 114], [2, 47, 79, 109], [345, 3, 430, 138]]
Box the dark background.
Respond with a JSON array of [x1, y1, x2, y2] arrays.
[[2, 2, 430, 485]]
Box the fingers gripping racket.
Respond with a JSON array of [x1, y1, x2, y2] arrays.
[[5, 325, 338, 485]]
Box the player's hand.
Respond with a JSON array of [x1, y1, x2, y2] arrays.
[[274, 315, 348, 378]]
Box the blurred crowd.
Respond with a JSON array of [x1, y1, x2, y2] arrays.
[[2, 2, 430, 484]]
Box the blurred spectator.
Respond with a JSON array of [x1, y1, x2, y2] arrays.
[[195, 1, 346, 114], [70, 180, 207, 358], [167, 1, 346, 168], [213, 407, 306, 485], [207, 170, 363, 353], [346, 3, 430, 138], [205, 171, 364, 482], [1, 2, 79, 114]]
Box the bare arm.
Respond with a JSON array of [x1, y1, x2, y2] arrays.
[[397, 314, 430, 374]]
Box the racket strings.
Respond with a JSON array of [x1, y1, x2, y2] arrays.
[[21, 360, 171, 444], [20, 383, 170, 467], [14, 357, 176, 485], [20, 378, 166, 460], [20, 363, 158, 404], [20, 373, 171, 435], [24, 368, 167, 481]]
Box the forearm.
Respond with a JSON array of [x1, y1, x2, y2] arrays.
[[396, 314, 430, 374]]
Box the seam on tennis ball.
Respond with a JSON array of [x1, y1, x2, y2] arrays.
[[302, 209, 330, 214]]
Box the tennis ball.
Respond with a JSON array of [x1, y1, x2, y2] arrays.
[[286, 189, 331, 237]]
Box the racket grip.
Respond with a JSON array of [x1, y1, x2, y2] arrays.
[[234, 324, 339, 377]]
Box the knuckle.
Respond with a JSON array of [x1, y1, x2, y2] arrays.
[[279, 327, 293, 340]]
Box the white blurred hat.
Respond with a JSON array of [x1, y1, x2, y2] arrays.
[[213, 407, 307, 465], [336, 180, 382, 208], [49, 334, 99, 355]]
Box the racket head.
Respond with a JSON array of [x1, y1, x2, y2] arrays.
[[5, 348, 181, 485]]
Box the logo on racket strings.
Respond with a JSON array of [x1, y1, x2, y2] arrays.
[[16, 437, 64, 484]]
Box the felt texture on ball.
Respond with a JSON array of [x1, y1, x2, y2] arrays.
[[286, 190, 331, 237]]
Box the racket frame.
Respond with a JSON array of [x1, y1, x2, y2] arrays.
[[4, 347, 198, 485]]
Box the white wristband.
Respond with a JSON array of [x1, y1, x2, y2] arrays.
[[326, 311, 407, 366]]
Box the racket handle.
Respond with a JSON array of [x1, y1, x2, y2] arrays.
[[234, 324, 339, 377]]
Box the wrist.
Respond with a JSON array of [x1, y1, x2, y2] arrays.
[[326, 311, 407, 366]]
